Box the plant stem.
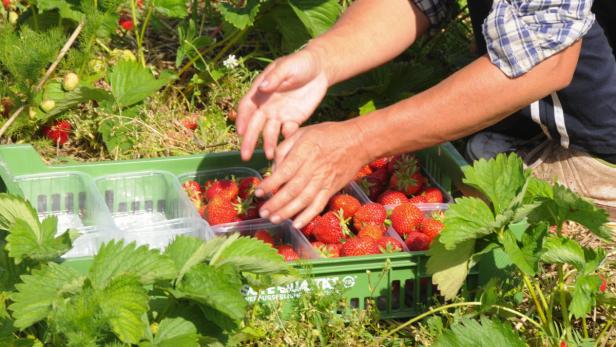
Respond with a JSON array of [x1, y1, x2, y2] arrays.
[[523, 274, 548, 326], [582, 316, 588, 339], [139, 5, 154, 47], [595, 320, 613, 347], [130, 0, 145, 66], [535, 282, 552, 326], [558, 266, 570, 331]]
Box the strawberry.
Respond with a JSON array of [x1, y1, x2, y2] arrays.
[[204, 179, 238, 202], [369, 157, 391, 171], [254, 229, 274, 246], [387, 153, 416, 174], [277, 245, 299, 261], [353, 203, 387, 231], [341, 236, 380, 256], [560, 341, 567, 347], [238, 176, 260, 200], [205, 196, 239, 225], [369, 168, 389, 185], [198, 204, 207, 218], [357, 224, 386, 240], [2, 0, 9, 10], [118, 15, 134, 31], [40, 99, 55, 113], [390, 202, 424, 238], [62, 72, 79, 91], [599, 274, 607, 293], [419, 218, 443, 241], [377, 237, 403, 253], [312, 241, 341, 258], [377, 190, 408, 206], [390, 170, 425, 196], [408, 195, 428, 204], [405, 232, 431, 251], [355, 165, 373, 180], [235, 198, 259, 220], [311, 241, 325, 248], [422, 187, 444, 203], [328, 194, 361, 219], [357, 176, 386, 201], [227, 109, 237, 122], [137, 0, 144, 8], [181, 114, 198, 130], [313, 211, 349, 244], [43, 120, 71, 145], [182, 180, 203, 208], [301, 216, 321, 238]]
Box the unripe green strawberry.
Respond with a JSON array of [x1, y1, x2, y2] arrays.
[[40, 99, 55, 113], [8, 11, 18, 25], [88, 58, 106, 74], [62, 72, 79, 91]]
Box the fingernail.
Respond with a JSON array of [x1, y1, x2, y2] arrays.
[[260, 209, 269, 218], [271, 215, 281, 224], [255, 189, 264, 197], [260, 80, 269, 89], [292, 221, 302, 229]]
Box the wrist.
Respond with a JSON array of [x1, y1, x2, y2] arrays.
[[346, 116, 379, 166], [304, 40, 338, 87]]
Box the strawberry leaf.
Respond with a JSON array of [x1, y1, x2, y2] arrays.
[[89, 240, 176, 289], [99, 275, 149, 344], [9, 262, 84, 329], [5, 216, 72, 264], [541, 236, 586, 270], [209, 235, 290, 274], [499, 229, 537, 276], [215, 0, 261, 30], [439, 197, 495, 250], [434, 316, 525, 347], [462, 153, 529, 214], [288, 0, 341, 37], [427, 238, 475, 300], [141, 317, 199, 347], [152, 0, 188, 18], [569, 274, 602, 318], [164, 236, 226, 282], [0, 193, 40, 233], [108, 60, 175, 109]]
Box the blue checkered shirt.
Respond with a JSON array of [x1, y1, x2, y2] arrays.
[[412, 0, 595, 77]]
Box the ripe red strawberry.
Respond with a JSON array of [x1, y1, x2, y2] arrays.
[[313, 211, 349, 244], [312, 241, 341, 258], [328, 194, 361, 219], [204, 179, 238, 202], [254, 230, 274, 246], [311, 241, 325, 248], [357, 224, 386, 240], [198, 204, 207, 218], [2, 0, 9, 10], [369, 168, 389, 185], [599, 274, 607, 293], [301, 216, 320, 238], [118, 15, 134, 31], [560, 341, 567, 347], [137, 0, 144, 8], [236, 198, 259, 220], [369, 157, 391, 171], [422, 187, 444, 203], [405, 232, 431, 251], [181, 115, 198, 130], [353, 203, 387, 231], [205, 196, 239, 225], [341, 236, 380, 256], [377, 237, 403, 253], [390, 202, 424, 238], [182, 180, 203, 208], [355, 165, 373, 180], [238, 176, 260, 200], [377, 190, 408, 206], [357, 176, 386, 201], [277, 245, 299, 261], [387, 153, 417, 174], [419, 218, 443, 241], [43, 120, 72, 145], [408, 195, 428, 204], [390, 170, 425, 196]]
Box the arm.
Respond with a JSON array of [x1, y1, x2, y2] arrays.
[[258, 42, 582, 227]]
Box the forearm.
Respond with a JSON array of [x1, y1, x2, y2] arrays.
[[306, 0, 430, 86], [353, 41, 582, 159]]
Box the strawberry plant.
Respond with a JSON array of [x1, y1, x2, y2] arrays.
[[0, 193, 293, 346]]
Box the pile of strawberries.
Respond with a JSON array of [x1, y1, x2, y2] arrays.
[[181, 175, 264, 226], [252, 229, 301, 261], [389, 202, 444, 251], [301, 193, 404, 257], [355, 153, 444, 205]]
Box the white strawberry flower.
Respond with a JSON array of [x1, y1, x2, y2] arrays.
[[223, 54, 240, 69]]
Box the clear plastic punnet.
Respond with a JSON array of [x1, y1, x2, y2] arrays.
[[13, 171, 116, 258], [95, 170, 212, 249]]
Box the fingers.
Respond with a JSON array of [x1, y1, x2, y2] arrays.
[[262, 119, 281, 160], [258, 57, 293, 93], [274, 129, 302, 167], [240, 109, 267, 161], [236, 73, 267, 135], [256, 143, 308, 201], [267, 176, 323, 223], [282, 121, 299, 138], [292, 188, 331, 229]]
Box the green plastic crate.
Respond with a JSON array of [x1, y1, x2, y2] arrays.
[[0, 143, 473, 319]]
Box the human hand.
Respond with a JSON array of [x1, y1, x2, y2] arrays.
[[236, 48, 329, 161], [254, 120, 371, 229]]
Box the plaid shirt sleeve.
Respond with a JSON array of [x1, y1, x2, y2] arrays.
[[483, 1, 595, 78], [411, 0, 457, 28]]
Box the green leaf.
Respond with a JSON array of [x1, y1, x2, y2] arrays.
[[288, 0, 341, 37], [99, 275, 149, 344], [499, 230, 536, 276], [209, 235, 290, 274], [0, 194, 40, 232], [263, 3, 311, 51], [153, 0, 188, 18], [216, 0, 261, 30], [427, 238, 475, 300], [5, 217, 72, 264], [434, 316, 525, 347], [141, 317, 199, 347], [164, 236, 226, 281], [176, 263, 246, 324], [9, 262, 84, 328], [582, 247, 606, 275], [541, 236, 585, 270], [439, 197, 495, 250], [89, 240, 176, 289], [108, 60, 174, 108], [36, 0, 84, 22], [37, 82, 112, 120], [569, 274, 602, 318], [462, 153, 529, 214]]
